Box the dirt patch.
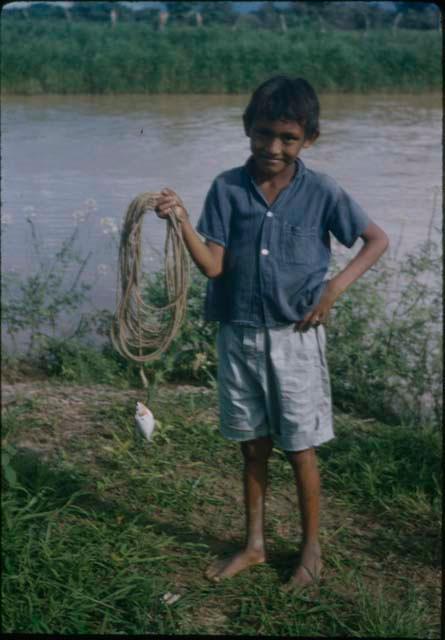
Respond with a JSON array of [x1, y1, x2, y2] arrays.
[[193, 606, 229, 633], [2, 381, 140, 458]]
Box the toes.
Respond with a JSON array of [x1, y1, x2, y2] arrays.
[[205, 552, 265, 583], [283, 564, 321, 591], [205, 560, 224, 580], [205, 557, 236, 582]]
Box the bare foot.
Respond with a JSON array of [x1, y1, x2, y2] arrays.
[[205, 548, 266, 582], [283, 542, 322, 591]]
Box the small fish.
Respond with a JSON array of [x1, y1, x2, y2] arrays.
[[162, 592, 181, 605], [135, 401, 155, 442], [140, 128, 144, 135]]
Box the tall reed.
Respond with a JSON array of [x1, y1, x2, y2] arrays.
[[1, 21, 441, 94]]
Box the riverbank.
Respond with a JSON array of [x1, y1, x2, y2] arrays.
[[1, 372, 441, 635], [1, 21, 441, 94], [2, 216, 442, 429]]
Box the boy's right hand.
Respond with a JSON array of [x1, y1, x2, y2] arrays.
[[155, 188, 189, 223]]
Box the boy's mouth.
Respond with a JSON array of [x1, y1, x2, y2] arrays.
[[260, 156, 283, 164]]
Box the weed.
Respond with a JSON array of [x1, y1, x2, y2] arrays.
[[1, 22, 441, 94], [1, 386, 440, 635]]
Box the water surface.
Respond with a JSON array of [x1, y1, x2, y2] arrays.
[[2, 93, 442, 331]]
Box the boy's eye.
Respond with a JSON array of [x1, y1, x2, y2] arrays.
[[252, 129, 301, 144]]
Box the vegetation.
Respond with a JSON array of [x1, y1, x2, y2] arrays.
[[2, 1, 441, 32], [1, 18, 441, 94], [1, 381, 441, 635], [1, 200, 442, 638], [2, 210, 443, 429], [2, 4, 441, 627]]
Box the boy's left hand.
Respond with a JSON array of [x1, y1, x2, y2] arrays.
[[294, 222, 389, 332], [294, 282, 338, 332]]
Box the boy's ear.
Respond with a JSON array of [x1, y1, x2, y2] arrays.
[[303, 131, 319, 149]]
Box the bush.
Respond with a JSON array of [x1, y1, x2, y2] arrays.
[[1, 218, 94, 358], [107, 235, 442, 427], [327, 238, 442, 426], [2, 219, 441, 427], [36, 338, 127, 386], [139, 266, 217, 386]]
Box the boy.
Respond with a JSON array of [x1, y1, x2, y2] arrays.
[[155, 76, 389, 589]]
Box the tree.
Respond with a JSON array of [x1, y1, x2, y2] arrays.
[[198, 1, 236, 26], [286, 1, 331, 31], [255, 1, 281, 30], [165, 1, 197, 25], [70, 2, 116, 22], [391, 2, 440, 30], [27, 2, 65, 20], [232, 12, 263, 31], [321, 1, 375, 30], [133, 7, 159, 26]]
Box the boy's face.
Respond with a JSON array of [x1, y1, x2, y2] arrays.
[[247, 118, 317, 179]]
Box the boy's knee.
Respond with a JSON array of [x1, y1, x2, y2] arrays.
[[286, 447, 317, 469], [241, 436, 274, 463]]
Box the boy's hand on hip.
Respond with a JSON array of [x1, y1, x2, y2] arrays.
[[294, 281, 339, 332], [155, 188, 189, 223]]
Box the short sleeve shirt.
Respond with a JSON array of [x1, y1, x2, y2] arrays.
[[196, 157, 371, 327]]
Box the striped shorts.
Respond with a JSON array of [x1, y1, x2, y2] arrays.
[[216, 322, 334, 452]]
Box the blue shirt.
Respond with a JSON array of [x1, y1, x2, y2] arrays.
[[196, 157, 371, 327]]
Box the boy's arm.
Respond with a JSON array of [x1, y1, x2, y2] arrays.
[[295, 222, 389, 331], [155, 188, 225, 278]]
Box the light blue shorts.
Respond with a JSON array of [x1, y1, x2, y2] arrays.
[[217, 322, 334, 452]]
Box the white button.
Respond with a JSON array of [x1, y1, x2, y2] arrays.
[[261, 249, 269, 256], [266, 211, 273, 218]]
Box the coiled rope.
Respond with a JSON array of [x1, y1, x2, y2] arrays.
[[111, 192, 190, 387]]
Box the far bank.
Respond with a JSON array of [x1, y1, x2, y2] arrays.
[[1, 21, 441, 94]]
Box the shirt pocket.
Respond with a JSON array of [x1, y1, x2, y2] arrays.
[[281, 223, 318, 265]]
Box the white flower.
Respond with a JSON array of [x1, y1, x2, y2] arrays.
[[73, 209, 87, 223], [84, 198, 97, 212], [97, 263, 109, 276], [1, 213, 14, 226], [23, 205, 36, 217], [100, 217, 119, 235]]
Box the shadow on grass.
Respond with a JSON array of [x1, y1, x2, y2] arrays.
[[10, 447, 88, 502], [6, 447, 248, 568], [8, 427, 441, 582], [5, 450, 323, 587], [359, 527, 441, 569]]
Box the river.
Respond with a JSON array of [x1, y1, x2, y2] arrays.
[[1, 93, 442, 343]]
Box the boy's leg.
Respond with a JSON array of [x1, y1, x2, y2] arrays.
[[205, 435, 273, 582], [284, 446, 322, 589]]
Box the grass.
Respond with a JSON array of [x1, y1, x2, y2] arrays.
[[1, 379, 441, 636], [1, 20, 442, 94]]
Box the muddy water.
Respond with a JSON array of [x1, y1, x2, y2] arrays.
[[1, 93, 442, 337]]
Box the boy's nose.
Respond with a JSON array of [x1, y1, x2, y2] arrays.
[[266, 137, 282, 155]]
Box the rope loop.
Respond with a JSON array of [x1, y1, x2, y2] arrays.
[[111, 192, 190, 379]]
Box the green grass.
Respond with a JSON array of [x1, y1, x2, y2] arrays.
[[1, 382, 441, 636], [1, 20, 441, 94]]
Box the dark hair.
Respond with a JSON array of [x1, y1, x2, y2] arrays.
[[243, 75, 320, 140]]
